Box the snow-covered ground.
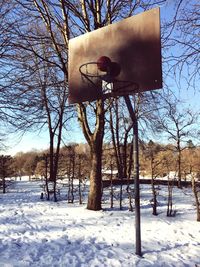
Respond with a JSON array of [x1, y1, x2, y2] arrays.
[[0, 179, 200, 267]]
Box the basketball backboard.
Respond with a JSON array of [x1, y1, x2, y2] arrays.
[[68, 8, 162, 104]]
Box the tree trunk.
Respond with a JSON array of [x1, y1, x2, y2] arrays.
[[151, 176, 158, 215], [49, 133, 54, 182], [178, 151, 181, 188], [110, 162, 114, 209], [177, 140, 182, 188], [197, 212, 200, 222], [192, 176, 200, 222], [78, 159, 82, 205], [2, 176, 6, 194], [87, 146, 102, 210], [167, 179, 173, 217], [150, 156, 158, 216], [127, 138, 134, 180], [109, 102, 123, 180], [77, 100, 104, 211]]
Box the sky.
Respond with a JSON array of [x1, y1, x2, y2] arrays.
[[5, 126, 86, 156], [3, 1, 199, 156], [5, 131, 50, 156]]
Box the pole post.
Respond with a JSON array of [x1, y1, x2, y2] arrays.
[[124, 95, 142, 257]]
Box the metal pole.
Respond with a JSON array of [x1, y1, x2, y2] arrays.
[[124, 95, 142, 257]]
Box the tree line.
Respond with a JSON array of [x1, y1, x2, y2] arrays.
[[0, 140, 199, 182]]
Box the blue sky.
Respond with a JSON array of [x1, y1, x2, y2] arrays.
[[5, 124, 86, 156], [5, 131, 50, 156]]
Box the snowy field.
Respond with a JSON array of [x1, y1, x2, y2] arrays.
[[0, 179, 200, 267]]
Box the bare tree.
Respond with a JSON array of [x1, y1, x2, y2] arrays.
[[107, 98, 135, 179], [142, 140, 164, 216], [163, 0, 199, 88], [0, 155, 13, 193], [0, 1, 18, 148], [155, 95, 199, 188], [0, 1, 15, 60], [1, 2, 74, 200], [162, 151, 176, 217], [192, 175, 200, 222], [184, 144, 200, 222]]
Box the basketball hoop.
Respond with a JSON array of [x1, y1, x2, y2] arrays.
[[79, 57, 139, 96]]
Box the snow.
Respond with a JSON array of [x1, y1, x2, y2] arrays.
[[0, 179, 200, 267]]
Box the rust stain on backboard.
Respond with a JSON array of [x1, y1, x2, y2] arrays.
[[68, 8, 162, 104]]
